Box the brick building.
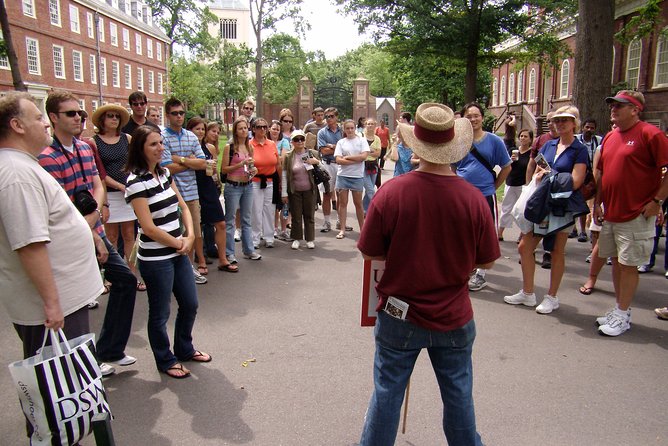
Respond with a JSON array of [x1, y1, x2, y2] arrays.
[[1, 0, 169, 134], [489, 0, 668, 133]]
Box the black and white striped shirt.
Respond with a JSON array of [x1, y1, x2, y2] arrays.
[[125, 169, 181, 261]]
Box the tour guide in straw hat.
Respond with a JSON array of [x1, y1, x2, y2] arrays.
[[91, 104, 130, 131], [356, 103, 500, 446]]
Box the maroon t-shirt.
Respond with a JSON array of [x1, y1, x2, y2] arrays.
[[358, 171, 500, 332]]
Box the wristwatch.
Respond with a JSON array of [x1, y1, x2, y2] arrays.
[[180, 156, 186, 165], [653, 197, 664, 206]]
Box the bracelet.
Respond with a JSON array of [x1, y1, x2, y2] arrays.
[[96, 208, 103, 219]]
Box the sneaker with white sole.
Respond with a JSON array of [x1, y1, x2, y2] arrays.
[[291, 240, 300, 250], [596, 308, 616, 326], [244, 251, 262, 260], [585, 254, 591, 263], [535, 295, 559, 314], [504, 290, 537, 306], [234, 229, 241, 242], [265, 241, 274, 248], [87, 300, 99, 309], [226, 254, 238, 264], [320, 221, 331, 233], [192, 265, 208, 284], [637, 264, 653, 273], [598, 310, 631, 336], [306, 241, 315, 249], [108, 355, 137, 366], [99, 363, 116, 377], [468, 273, 487, 291]]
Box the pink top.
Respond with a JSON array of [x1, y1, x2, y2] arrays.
[[229, 151, 249, 177], [292, 156, 311, 192]]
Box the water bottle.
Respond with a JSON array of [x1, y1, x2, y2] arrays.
[[282, 203, 289, 219]]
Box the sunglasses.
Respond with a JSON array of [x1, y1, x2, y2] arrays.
[[169, 110, 186, 116], [106, 113, 121, 119], [131, 101, 146, 107], [58, 110, 84, 117], [325, 114, 335, 119], [282, 119, 293, 124], [255, 125, 268, 130], [243, 106, 254, 111], [292, 137, 305, 142]]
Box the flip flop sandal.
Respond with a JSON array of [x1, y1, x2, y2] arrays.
[[187, 350, 212, 363], [136, 282, 147, 292], [163, 363, 190, 379], [218, 263, 239, 273], [197, 265, 209, 275], [579, 286, 594, 295], [336, 232, 345, 239]]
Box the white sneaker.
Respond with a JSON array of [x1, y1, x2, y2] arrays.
[[192, 265, 208, 284], [226, 254, 238, 264], [596, 308, 616, 326], [637, 264, 653, 273], [265, 241, 274, 248], [99, 363, 116, 377], [108, 355, 136, 366], [504, 290, 536, 306], [244, 251, 262, 260], [291, 240, 300, 250], [234, 229, 241, 242], [535, 295, 559, 314], [306, 241, 315, 249], [468, 273, 487, 291], [598, 310, 631, 336]]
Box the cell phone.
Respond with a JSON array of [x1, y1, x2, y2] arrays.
[[534, 153, 551, 171]]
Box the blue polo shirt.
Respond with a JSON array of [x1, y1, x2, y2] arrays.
[[317, 125, 343, 163], [161, 127, 205, 201], [540, 138, 588, 173], [455, 132, 511, 196]]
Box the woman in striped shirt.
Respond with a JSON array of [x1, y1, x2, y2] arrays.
[[125, 125, 212, 379]]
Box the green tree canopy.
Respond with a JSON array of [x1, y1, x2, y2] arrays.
[[262, 33, 309, 104], [145, 0, 218, 56]]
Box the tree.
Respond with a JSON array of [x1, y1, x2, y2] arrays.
[[572, 0, 615, 136], [168, 56, 213, 114], [145, 0, 218, 56], [261, 33, 309, 104], [249, 0, 307, 112], [0, 2, 26, 91], [209, 40, 255, 115]]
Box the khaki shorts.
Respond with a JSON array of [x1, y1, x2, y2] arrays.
[[598, 213, 656, 266], [185, 199, 202, 238]]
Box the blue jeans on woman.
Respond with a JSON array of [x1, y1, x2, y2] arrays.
[[224, 182, 254, 256], [363, 171, 377, 213], [360, 311, 483, 446], [139, 255, 198, 372]]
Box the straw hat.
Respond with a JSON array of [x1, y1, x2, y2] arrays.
[[91, 104, 130, 131], [397, 103, 473, 165]]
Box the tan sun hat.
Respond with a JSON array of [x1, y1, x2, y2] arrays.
[[397, 103, 473, 164], [91, 104, 130, 131]]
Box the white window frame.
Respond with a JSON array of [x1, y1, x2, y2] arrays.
[[49, 0, 61, 27], [110, 23, 118, 47], [156, 43, 162, 61], [89, 54, 97, 84], [53, 45, 65, 79], [100, 57, 107, 86], [26, 38, 41, 75], [137, 67, 144, 91], [508, 73, 515, 104], [528, 68, 536, 102], [87, 12, 94, 38], [147, 38, 153, 58], [124, 63, 132, 89], [148, 70, 155, 93], [500, 75, 506, 105], [97, 17, 105, 42], [112, 60, 120, 88], [23, 0, 36, 18], [559, 59, 570, 98], [654, 32, 668, 88], [517, 70, 524, 102], [0, 30, 9, 70], [135, 33, 142, 55], [92, 100, 99, 112], [492, 77, 498, 107], [626, 39, 642, 90], [69, 5, 80, 33], [72, 50, 83, 82], [158, 73, 163, 94]]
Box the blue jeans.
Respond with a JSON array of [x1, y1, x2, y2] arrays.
[[138, 255, 198, 371], [360, 311, 483, 446], [224, 182, 254, 256], [363, 171, 377, 213], [96, 235, 137, 362]]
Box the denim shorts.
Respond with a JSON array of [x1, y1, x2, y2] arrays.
[[336, 175, 364, 191]]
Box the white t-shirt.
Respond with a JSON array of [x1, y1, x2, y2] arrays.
[[334, 135, 370, 178], [0, 148, 103, 325]]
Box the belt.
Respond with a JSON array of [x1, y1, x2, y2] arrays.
[[324, 159, 335, 165], [226, 179, 250, 187]]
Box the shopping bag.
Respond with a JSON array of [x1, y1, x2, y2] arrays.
[[8, 329, 113, 446], [511, 179, 538, 234]]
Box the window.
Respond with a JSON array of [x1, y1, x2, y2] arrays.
[[23, 0, 36, 18], [124, 63, 131, 89], [528, 68, 536, 102], [147, 38, 153, 58], [219, 19, 238, 40], [72, 50, 83, 81], [26, 38, 41, 75], [100, 57, 107, 85], [78, 99, 85, 112], [0, 30, 8, 69], [110, 23, 118, 46], [70, 5, 80, 33], [158, 73, 163, 94], [655, 33, 668, 87], [49, 0, 61, 26], [122, 29, 130, 50], [135, 33, 142, 55], [92, 100, 99, 112], [97, 17, 105, 42], [626, 39, 641, 89], [508, 73, 515, 103], [559, 60, 570, 98], [500, 75, 506, 105], [156, 43, 162, 61], [87, 12, 94, 38], [492, 77, 498, 106], [53, 45, 65, 78], [137, 67, 144, 91], [89, 55, 97, 84], [148, 70, 154, 93], [517, 70, 524, 102], [112, 60, 119, 87]]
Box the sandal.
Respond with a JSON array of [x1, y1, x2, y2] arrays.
[[136, 282, 147, 292], [218, 263, 239, 273], [187, 350, 212, 363], [163, 363, 190, 379], [579, 285, 594, 295], [101, 283, 111, 295], [336, 232, 345, 239], [197, 265, 208, 276]]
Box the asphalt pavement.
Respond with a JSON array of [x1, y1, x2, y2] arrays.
[[1, 166, 667, 445]]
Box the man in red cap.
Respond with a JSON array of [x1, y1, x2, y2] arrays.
[[594, 90, 668, 336]]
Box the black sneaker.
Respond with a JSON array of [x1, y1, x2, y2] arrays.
[[541, 252, 552, 269], [568, 229, 578, 239]]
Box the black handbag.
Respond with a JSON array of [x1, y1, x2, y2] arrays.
[[312, 164, 331, 192]]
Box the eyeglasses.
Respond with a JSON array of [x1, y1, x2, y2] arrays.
[[106, 113, 121, 119], [131, 101, 146, 107], [325, 114, 335, 119], [169, 110, 186, 116], [282, 119, 293, 124], [255, 125, 268, 130], [292, 137, 305, 142], [58, 110, 84, 117], [243, 106, 254, 111]]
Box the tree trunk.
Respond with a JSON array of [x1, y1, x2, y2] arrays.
[[0, 1, 27, 91], [573, 0, 615, 136], [255, 32, 263, 115]]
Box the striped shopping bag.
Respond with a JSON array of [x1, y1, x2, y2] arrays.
[[8, 329, 113, 446]]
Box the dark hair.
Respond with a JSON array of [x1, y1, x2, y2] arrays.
[[0, 92, 33, 140], [269, 120, 282, 142], [518, 128, 534, 145], [401, 112, 412, 121], [357, 117, 366, 127], [164, 97, 183, 114], [324, 107, 338, 116], [231, 117, 252, 156], [461, 102, 485, 117], [46, 90, 79, 121], [128, 91, 147, 104], [583, 118, 597, 127], [125, 125, 164, 174], [504, 122, 516, 143], [186, 116, 206, 135], [253, 117, 268, 128], [312, 107, 324, 114]]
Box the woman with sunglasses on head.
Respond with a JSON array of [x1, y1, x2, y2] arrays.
[[281, 130, 321, 249], [221, 117, 259, 262], [125, 125, 212, 379], [504, 105, 589, 315], [93, 104, 145, 291], [186, 117, 239, 273], [279, 108, 295, 140]]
